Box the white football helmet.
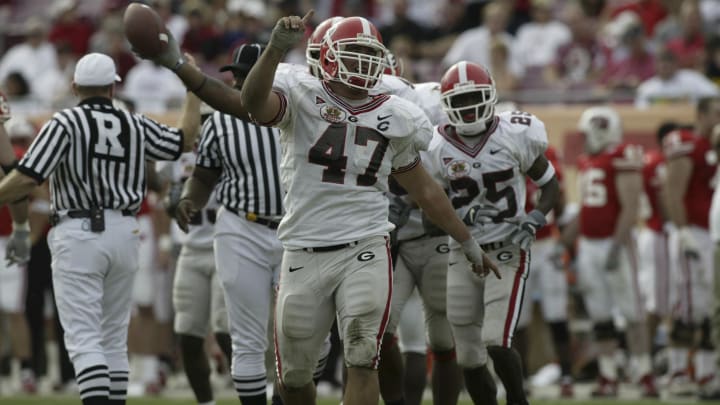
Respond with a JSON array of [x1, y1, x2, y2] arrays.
[[440, 61, 497, 136], [578, 106, 622, 154]]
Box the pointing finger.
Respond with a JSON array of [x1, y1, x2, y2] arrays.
[[301, 10, 315, 25]]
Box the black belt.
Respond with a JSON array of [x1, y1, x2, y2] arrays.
[[303, 241, 359, 253], [227, 208, 280, 230], [67, 209, 134, 218], [188, 208, 217, 225], [479, 240, 509, 251], [50, 209, 134, 226]]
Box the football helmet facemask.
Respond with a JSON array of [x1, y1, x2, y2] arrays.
[[440, 61, 497, 136], [320, 17, 387, 90]]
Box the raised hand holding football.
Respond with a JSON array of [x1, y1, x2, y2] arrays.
[[123, 3, 168, 58]]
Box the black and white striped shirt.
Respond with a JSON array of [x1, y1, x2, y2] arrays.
[[196, 112, 283, 217], [17, 97, 183, 213]]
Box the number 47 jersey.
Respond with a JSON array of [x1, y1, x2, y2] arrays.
[[269, 71, 433, 249], [424, 111, 550, 245]]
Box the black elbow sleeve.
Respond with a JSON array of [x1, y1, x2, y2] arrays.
[[1, 160, 18, 174]]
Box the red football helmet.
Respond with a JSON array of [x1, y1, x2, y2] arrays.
[[383, 50, 403, 76], [440, 61, 497, 135], [320, 17, 387, 90], [306, 16, 344, 78]]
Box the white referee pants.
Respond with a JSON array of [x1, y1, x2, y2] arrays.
[[214, 207, 283, 386], [48, 212, 139, 378]]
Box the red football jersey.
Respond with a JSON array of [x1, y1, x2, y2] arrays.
[[0, 145, 28, 236], [525, 146, 563, 240], [662, 129, 714, 229], [578, 142, 643, 238], [642, 149, 665, 232]]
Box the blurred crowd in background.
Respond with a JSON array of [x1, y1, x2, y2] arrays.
[[0, 0, 719, 116]]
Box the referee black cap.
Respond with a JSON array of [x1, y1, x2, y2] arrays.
[[220, 43, 265, 75]]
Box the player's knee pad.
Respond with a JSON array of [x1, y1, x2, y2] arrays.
[[670, 319, 696, 346], [427, 317, 454, 352], [446, 284, 477, 326], [344, 322, 381, 369], [451, 324, 487, 368], [281, 368, 314, 389], [593, 321, 617, 341], [279, 293, 317, 339]]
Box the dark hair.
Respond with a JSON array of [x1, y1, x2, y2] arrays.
[[75, 84, 113, 98], [6, 71, 30, 96], [656, 121, 679, 143], [697, 96, 720, 115]]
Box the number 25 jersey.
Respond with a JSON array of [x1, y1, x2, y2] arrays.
[[270, 72, 433, 249], [424, 111, 549, 244]]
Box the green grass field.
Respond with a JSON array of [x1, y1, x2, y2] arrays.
[[0, 399, 711, 405]]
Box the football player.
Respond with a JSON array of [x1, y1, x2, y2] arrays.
[[425, 61, 561, 405], [565, 106, 657, 397], [662, 97, 720, 396]]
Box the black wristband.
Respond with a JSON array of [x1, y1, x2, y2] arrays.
[[1, 160, 17, 174]]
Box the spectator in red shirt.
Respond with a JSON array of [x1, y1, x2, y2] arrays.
[[666, 1, 706, 70], [610, 0, 667, 36], [47, 0, 95, 57]]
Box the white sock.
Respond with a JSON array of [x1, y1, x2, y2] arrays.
[[199, 401, 216, 405], [631, 354, 652, 379], [598, 354, 618, 380], [669, 347, 689, 375], [139, 355, 159, 383], [695, 350, 717, 382]]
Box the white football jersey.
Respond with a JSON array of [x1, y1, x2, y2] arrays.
[[425, 111, 549, 245], [270, 72, 433, 248], [413, 82, 448, 127], [156, 152, 219, 248]]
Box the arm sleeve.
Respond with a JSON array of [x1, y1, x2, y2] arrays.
[[17, 114, 70, 182], [195, 112, 222, 169], [391, 104, 433, 173], [258, 67, 295, 128], [142, 114, 184, 161]]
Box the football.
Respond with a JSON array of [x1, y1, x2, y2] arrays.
[[123, 3, 168, 58]]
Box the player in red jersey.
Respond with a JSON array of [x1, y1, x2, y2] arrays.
[[0, 92, 31, 266], [637, 122, 677, 362], [662, 97, 720, 396], [514, 145, 574, 397], [0, 117, 37, 392], [565, 106, 657, 397]]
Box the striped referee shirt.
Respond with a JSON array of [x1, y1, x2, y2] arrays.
[[17, 97, 183, 213], [196, 111, 283, 217]]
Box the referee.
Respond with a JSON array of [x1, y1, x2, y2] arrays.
[[174, 43, 329, 405], [0, 53, 200, 405]]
